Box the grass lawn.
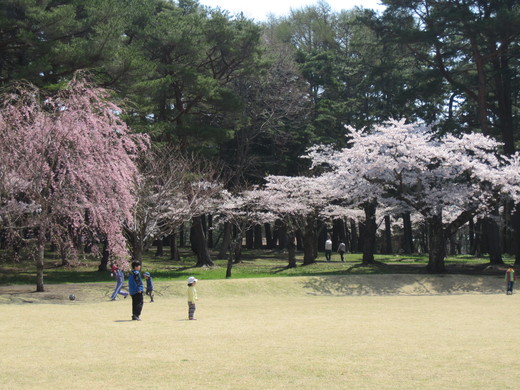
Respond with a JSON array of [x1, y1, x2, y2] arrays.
[[0, 248, 510, 286], [1, 277, 519, 389]]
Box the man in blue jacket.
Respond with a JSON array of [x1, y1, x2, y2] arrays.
[[128, 261, 144, 320]]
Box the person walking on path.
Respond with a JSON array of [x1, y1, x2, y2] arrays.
[[505, 265, 516, 295], [325, 237, 332, 262], [143, 272, 154, 303], [337, 242, 346, 262], [110, 265, 128, 301], [128, 261, 144, 320], [187, 276, 198, 320]]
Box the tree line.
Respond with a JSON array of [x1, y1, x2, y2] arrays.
[[1, 0, 520, 290]]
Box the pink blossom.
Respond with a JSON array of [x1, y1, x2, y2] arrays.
[[0, 79, 148, 284]]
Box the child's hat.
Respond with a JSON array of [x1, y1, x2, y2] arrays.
[[187, 276, 198, 284], [143, 272, 151, 277]]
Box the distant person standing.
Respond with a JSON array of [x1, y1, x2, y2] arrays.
[[505, 265, 516, 295], [187, 276, 198, 320], [325, 237, 332, 262], [337, 242, 346, 262], [143, 272, 154, 303], [110, 265, 128, 301], [128, 261, 144, 320]]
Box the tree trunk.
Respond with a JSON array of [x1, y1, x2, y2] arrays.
[[362, 201, 377, 265], [132, 244, 144, 263], [384, 215, 392, 254], [169, 232, 180, 261], [207, 215, 213, 249], [201, 214, 208, 241], [126, 230, 145, 262], [60, 243, 70, 266], [449, 236, 457, 256], [276, 220, 287, 250], [350, 219, 358, 252], [332, 219, 340, 249], [155, 237, 164, 257], [234, 239, 242, 263], [98, 239, 110, 272], [0, 230, 7, 250], [315, 223, 329, 251], [470, 38, 490, 136], [218, 222, 232, 260], [402, 212, 414, 254], [512, 208, 520, 267], [468, 218, 475, 255], [332, 219, 347, 250], [492, 41, 515, 155], [264, 223, 274, 249], [246, 228, 254, 249], [296, 230, 303, 252], [358, 221, 365, 254], [417, 224, 428, 254], [254, 224, 263, 249], [191, 216, 214, 267], [36, 238, 45, 292], [303, 218, 316, 265], [472, 219, 483, 256], [337, 219, 347, 245], [315, 223, 324, 259], [503, 204, 513, 255], [226, 240, 235, 278], [427, 216, 446, 273], [287, 231, 297, 268], [485, 217, 503, 265]]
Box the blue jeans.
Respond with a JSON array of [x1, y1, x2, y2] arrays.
[[111, 280, 128, 300]]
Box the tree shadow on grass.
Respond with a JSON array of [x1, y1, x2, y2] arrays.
[[272, 266, 294, 274], [301, 273, 505, 296]]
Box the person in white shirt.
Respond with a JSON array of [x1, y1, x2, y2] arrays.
[[325, 238, 332, 262]]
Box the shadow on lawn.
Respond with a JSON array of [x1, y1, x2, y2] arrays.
[[301, 272, 506, 296]]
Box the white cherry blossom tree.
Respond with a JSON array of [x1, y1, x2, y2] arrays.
[[123, 147, 223, 263], [308, 120, 520, 272], [216, 189, 276, 277]]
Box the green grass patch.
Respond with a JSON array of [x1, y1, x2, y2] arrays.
[[0, 246, 508, 286]]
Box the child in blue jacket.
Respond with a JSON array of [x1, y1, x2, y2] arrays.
[[128, 261, 144, 320], [143, 272, 154, 303]]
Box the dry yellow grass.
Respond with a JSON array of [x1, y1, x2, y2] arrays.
[[1, 276, 519, 389]]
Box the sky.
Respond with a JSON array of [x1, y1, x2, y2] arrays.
[[198, 0, 386, 21]]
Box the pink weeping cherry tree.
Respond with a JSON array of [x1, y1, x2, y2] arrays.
[[0, 79, 148, 291]]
